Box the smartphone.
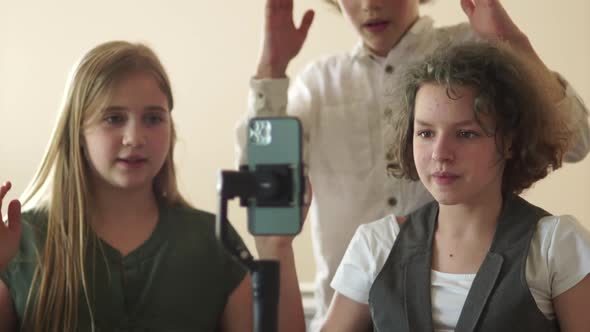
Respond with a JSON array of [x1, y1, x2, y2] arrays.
[[247, 117, 303, 235]]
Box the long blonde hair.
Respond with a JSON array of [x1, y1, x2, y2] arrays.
[[19, 41, 189, 331]]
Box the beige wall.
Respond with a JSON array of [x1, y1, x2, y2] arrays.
[[1, 1, 588, 283]]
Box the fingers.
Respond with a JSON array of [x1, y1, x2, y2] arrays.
[[7, 200, 21, 234], [266, 0, 294, 14], [298, 10, 315, 36], [477, 0, 503, 11], [465, 0, 503, 14], [474, 0, 498, 6], [0, 181, 12, 200], [0, 182, 21, 233], [460, 0, 475, 16], [0, 182, 13, 218]]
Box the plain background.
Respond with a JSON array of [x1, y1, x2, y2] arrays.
[[1, 1, 588, 283]]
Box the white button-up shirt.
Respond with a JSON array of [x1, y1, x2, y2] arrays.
[[236, 16, 590, 330]]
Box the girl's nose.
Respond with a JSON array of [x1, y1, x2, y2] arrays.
[[431, 136, 454, 162], [122, 122, 146, 147], [362, 0, 383, 12]]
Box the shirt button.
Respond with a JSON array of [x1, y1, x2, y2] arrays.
[[383, 107, 393, 117], [388, 197, 398, 207], [385, 65, 394, 74]]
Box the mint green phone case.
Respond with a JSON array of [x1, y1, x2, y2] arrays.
[[247, 117, 303, 235]]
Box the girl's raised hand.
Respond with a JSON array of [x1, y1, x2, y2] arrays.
[[256, 0, 315, 79], [0, 181, 22, 273]]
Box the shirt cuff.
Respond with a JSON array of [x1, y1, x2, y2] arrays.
[[554, 73, 590, 162], [554, 72, 588, 115], [248, 77, 290, 117]]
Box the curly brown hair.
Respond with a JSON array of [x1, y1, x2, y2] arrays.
[[387, 41, 574, 194], [323, 0, 432, 11]]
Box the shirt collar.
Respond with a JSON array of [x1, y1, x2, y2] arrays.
[[351, 16, 435, 62]]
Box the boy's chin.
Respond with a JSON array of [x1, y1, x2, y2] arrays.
[[363, 42, 393, 57], [431, 192, 464, 206]]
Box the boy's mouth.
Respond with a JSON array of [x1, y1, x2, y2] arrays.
[[363, 20, 390, 33]]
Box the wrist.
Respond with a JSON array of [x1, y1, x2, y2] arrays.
[[255, 62, 288, 79], [504, 31, 532, 51], [255, 240, 295, 260]]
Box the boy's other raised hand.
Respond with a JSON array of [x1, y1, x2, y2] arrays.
[[256, 0, 315, 79], [0, 181, 22, 273], [460, 0, 525, 43], [461, 0, 566, 103]]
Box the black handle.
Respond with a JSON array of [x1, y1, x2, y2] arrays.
[[251, 260, 280, 332]]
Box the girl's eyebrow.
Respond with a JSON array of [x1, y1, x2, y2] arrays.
[[104, 105, 168, 112], [144, 106, 168, 112], [104, 105, 127, 112], [415, 119, 477, 126]]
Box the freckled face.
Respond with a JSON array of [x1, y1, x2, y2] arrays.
[[413, 83, 506, 206]]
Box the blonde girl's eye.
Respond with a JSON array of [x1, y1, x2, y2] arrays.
[[416, 130, 434, 138], [144, 113, 165, 126], [104, 114, 125, 125]]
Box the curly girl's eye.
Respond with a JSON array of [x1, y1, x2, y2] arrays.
[[457, 130, 479, 139]]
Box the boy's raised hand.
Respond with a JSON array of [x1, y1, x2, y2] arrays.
[[0, 182, 22, 273], [460, 0, 524, 42], [461, 0, 566, 103], [256, 0, 315, 79]]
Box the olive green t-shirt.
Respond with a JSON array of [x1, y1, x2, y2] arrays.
[[0, 204, 248, 331]]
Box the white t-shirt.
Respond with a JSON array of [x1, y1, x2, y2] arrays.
[[331, 214, 590, 331]]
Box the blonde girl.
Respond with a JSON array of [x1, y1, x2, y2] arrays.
[[0, 41, 252, 331]]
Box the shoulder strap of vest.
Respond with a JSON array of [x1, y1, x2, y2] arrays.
[[455, 194, 550, 332], [490, 194, 551, 251]]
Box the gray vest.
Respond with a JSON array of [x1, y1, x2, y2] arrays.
[[368, 194, 559, 332]]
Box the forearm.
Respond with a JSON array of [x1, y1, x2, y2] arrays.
[[508, 34, 565, 103], [508, 35, 590, 161], [461, 0, 568, 104]]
